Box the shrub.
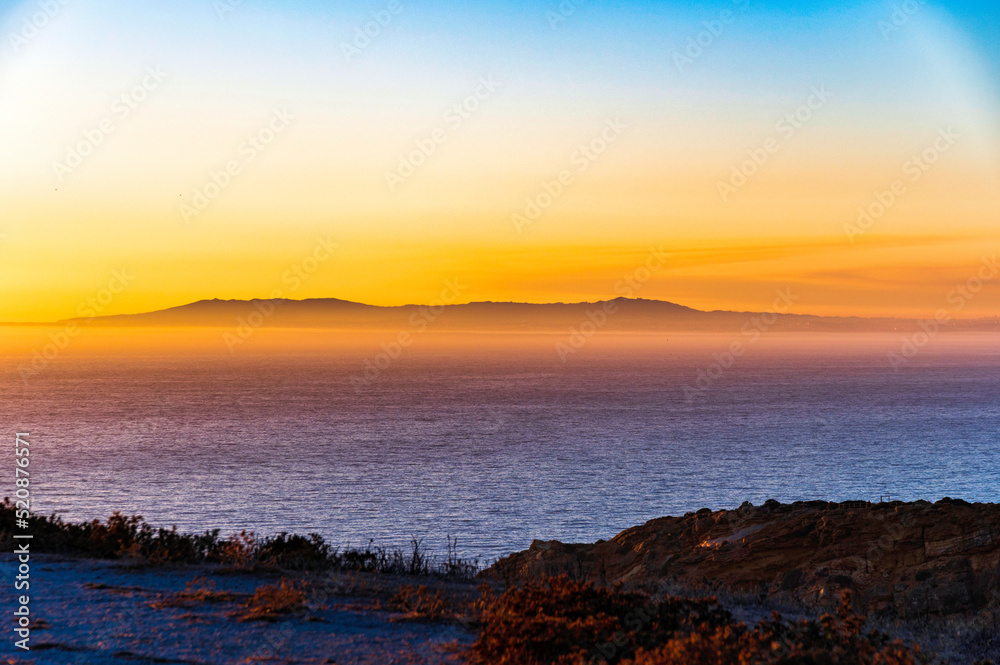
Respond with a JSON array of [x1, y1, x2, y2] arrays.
[[257, 532, 331, 570], [0, 500, 479, 578], [234, 579, 308, 622], [212, 530, 257, 569], [469, 575, 731, 665], [468, 577, 935, 665]]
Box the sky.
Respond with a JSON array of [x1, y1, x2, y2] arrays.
[[1, 0, 998, 321]]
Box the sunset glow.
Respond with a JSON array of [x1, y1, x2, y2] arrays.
[[1, 0, 998, 321]]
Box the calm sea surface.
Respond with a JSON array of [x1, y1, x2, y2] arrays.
[[1, 330, 998, 561]]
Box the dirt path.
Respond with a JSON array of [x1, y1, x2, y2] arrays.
[[2, 554, 476, 664]]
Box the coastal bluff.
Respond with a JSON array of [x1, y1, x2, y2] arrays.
[[485, 499, 1000, 617]]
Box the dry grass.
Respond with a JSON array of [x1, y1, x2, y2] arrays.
[[232, 578, 310, 622], [388, 584, 451, 622], [149, 576, 241, 609]]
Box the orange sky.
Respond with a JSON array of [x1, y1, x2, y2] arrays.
[[1, 1, 998, 322]]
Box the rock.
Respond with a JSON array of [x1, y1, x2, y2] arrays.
[[484, 499, 1000, 618]]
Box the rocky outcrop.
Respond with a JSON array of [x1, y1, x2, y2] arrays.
[[486, 499, 1000, 617]]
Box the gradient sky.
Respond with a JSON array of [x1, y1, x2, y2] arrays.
[[1, 0, 998, 321]]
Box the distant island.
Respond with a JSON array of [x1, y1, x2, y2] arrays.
[[7, 297, 999, 333]]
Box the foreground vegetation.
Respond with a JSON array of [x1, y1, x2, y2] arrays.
[[469, 576, 950, 665], [6, 500, 991, 663], [0, 498, 479, 578]]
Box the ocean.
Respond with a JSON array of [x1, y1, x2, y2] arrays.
[[2, 329, 998, 561]]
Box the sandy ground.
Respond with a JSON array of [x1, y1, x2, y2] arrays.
[[1, 554, 476, 665]]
